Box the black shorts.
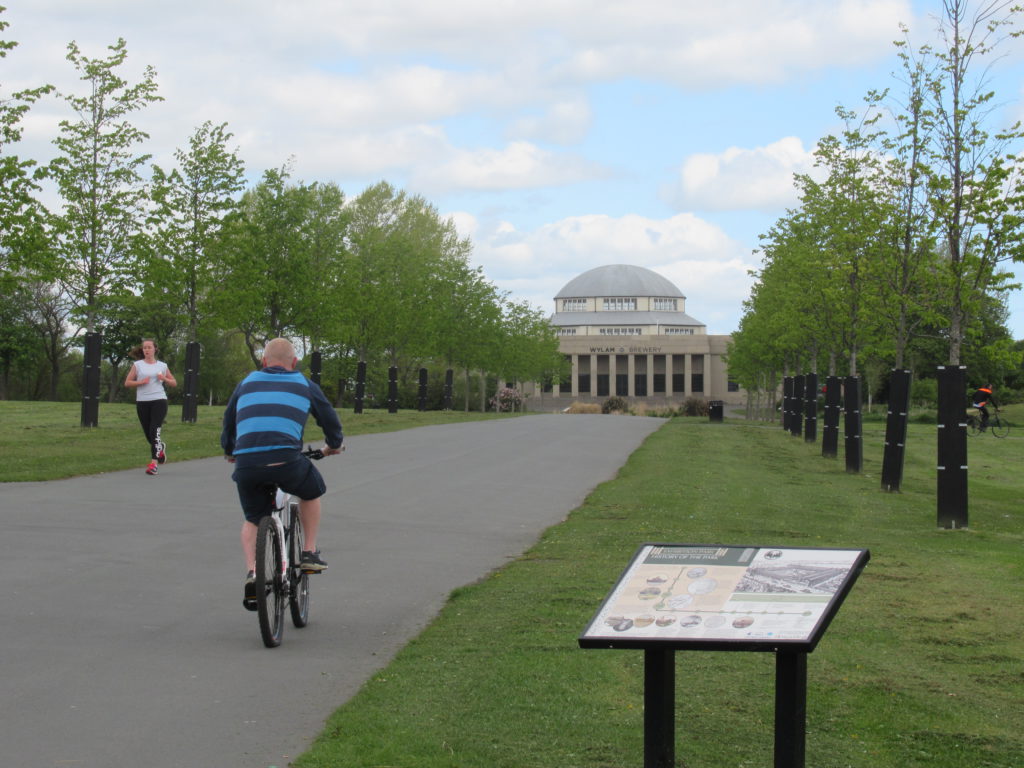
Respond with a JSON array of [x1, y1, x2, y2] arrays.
[[232, 456, 326, 524]]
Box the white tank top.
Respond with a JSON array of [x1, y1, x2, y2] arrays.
[[133, 360, 169, 402]]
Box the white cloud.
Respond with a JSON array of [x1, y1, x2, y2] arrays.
[[508, 97, 593, 145], [458, 212, 756, 333], [413, 141, 606, 193], [670, 137, 820, 212], [3, 0, 915, 197]]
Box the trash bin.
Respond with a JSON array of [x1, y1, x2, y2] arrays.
[[708, 400, 724, 422]]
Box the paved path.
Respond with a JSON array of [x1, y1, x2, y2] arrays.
[[1, 414, 663, 768]]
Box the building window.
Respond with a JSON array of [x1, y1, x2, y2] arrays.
[[557, 327, 577, 336], [599, 327, 643, 336], [616, 373, 628, 396], [562, 298, 586, 311], [653, 298, 677, 311], [602, 297, 636, 311], [728, 380, 740, 392], [664, 327, 694, 335]]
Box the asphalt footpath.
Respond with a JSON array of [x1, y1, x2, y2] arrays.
[[1, 413, 664, 768]]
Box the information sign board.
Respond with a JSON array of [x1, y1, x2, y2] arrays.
[[580, 543, 869, 652]]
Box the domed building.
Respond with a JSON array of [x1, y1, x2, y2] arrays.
[[527, 264, 741, 407]]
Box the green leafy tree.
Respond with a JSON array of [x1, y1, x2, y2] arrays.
[[918, 0, 1024, 363], [149, 121, 245, 339], [211, 167, 346, 365], [46, 38, 162, 334], [341, 182, 442, 369], [0, 6, 53, 288], [870, 39, 948, 369]]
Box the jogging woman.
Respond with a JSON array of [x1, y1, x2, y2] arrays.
[[124, 339, 177, 475]]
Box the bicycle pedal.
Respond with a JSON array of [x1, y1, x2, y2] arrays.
[[301, 567, 325, 575], [242, 598, 258, 612]]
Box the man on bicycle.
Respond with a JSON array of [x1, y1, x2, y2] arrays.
[[222, 338, 343, 610], [971, 384, 999, 431]]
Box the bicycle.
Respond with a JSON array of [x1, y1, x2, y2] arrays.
[[966, 408, 1010, 438], [254, 446, 327, 648]]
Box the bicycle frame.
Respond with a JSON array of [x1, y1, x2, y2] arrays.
[[271, 488, 293, 585]]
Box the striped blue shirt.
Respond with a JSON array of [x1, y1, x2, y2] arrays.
[[221, 366, 343, 466]]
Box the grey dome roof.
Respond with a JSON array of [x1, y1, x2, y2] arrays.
[[555, 264, 684, 299]]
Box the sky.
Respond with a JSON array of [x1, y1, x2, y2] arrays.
[[4, 0, 1024, 337]]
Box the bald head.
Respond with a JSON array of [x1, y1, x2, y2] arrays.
[[263, 338, 297, 369]]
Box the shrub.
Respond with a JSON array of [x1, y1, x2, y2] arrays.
[[564, 402, 602, 414], [910, 377, 938, 408], [680, 396, 709, 417], [602, 396, 629, 414], [489, 387, 523, 412]]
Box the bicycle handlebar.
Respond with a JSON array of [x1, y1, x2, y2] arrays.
[[301, 444, 345, 460]]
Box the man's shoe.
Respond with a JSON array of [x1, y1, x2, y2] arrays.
[[300, 550, 327, 572], [156, 442, 167, 464], [145, 461, 158, 475], [243, 570, 257, 611]]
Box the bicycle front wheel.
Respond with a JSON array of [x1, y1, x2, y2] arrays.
[[288, 503, 310, 628], [255, 516, 286, 648], [991, 416, 1010, 438]]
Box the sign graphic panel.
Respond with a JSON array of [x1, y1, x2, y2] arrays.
[[580, 544, 869, 651]]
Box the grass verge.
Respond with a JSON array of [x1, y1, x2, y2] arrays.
[[0, 401, 514, 482], [293, 408, 1024, 768]]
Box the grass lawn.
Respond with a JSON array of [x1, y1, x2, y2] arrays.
[[0, 401, 515, 482], [4, 400, 1022, 767], [290, 406, 1023, 768]]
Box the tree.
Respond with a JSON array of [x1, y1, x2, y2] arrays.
[[920, 0, 1024, 363], [149, 121, 245, 339], [46, 38, 162, 334], [0, 6, 53, 283], [211, 167, 347, 365], [870, 37, 949, 369], [23, 280, 77, 400], [341, 182, 443, 369]]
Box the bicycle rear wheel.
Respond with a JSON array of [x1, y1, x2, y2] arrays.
[[255, 515, 286, 647], [991, 416, 1010, 438], [288, 502, 310, 628], [966, 414, 980, 436]]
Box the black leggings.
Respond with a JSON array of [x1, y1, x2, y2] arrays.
[[136, 400, 168, 460]]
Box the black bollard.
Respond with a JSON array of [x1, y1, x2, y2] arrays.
[[936, 365, 968, 529], [181, 341, 201, 423], [310, 350, 322, 386], [782, 376, 793, 432], [80, 332, 102, 428], [881, 370, 912, 492], [844, 376, 863, 473], [354, 361, 366, 414], [821, 376, 841, 458], [418, 368, 428, 411], [387, 366, 398, 413], [792, 375, 805, 438], [804, 373, 818, 443]]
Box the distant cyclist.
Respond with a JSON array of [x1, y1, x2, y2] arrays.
[[221, 338, 344, 610], [970, 384, 999, 432]]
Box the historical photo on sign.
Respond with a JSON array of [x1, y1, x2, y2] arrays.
[[580, 545, 867, 646]]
